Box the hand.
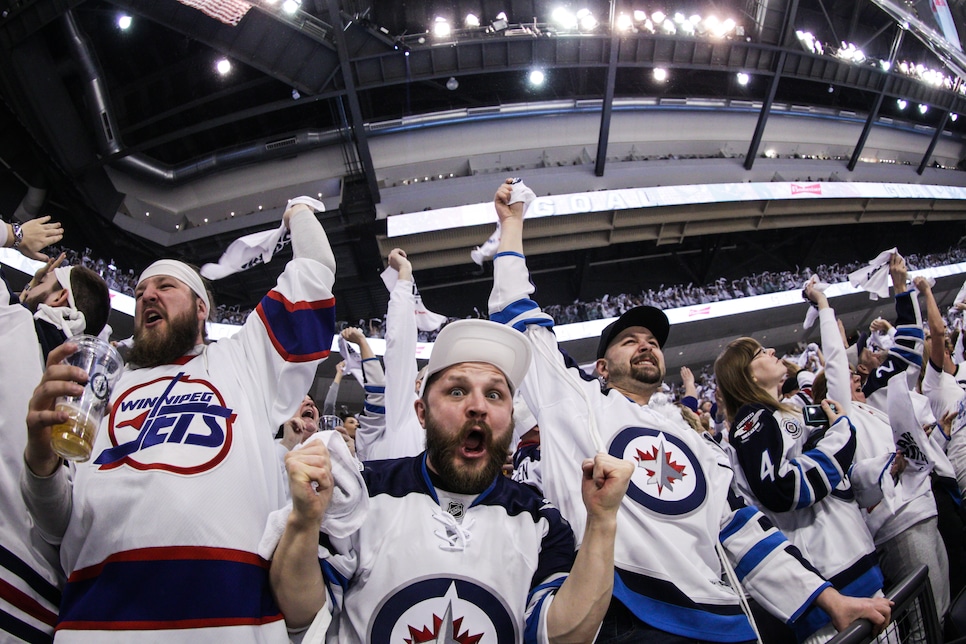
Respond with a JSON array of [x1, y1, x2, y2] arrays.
[[956, 302, 966, 312], [16, 216, 64, 261], [817, 587, 892, 636], [282, 202, 312, 228], [25, 342, 89, 476], [285, 441, 334, 529], [20, 252, 66, 302], [679, 366, 695, 389], [889, 253, 908, 293], [340, 326, 365, 345], [821, 398, 845, 426], [580, 453, 634, 519], [869, 318, 892, 334], [335, 425, 356, 457], [493, 178, 524, 224], [336, 360, 347, 373], [912, 275, 931, 294], [939, 411, 955, 439], [387, 248, 412, 279], [890, 451, 907, 482], [804, 282, 828, 308]]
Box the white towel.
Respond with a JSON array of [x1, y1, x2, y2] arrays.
[[200, 222, 289, 280], [338, 335, 365, 386], [380, 267, 447, 332], [801, 275, 829, 330], [258, 431, 368, 559], [34, 304, 86, 339], [471, 180, 536, 265], [848, 248, 897, 300]]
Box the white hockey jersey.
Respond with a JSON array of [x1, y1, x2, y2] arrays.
[[26, 257, 336, 643], [320, 454, 576, 644], [0, 275, 63, 641], [490, 252, 830, 642]]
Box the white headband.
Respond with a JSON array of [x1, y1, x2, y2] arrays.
[[137, 260, 210, 312], [53, 266, 76, 311]]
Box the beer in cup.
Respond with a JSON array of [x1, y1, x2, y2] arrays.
[[50, 335, 123, 462], [320, 415, 343, 432]]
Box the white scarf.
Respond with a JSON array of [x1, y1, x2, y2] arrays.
[[34, 304, 86, 339]]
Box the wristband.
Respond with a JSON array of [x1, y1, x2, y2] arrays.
[[11, 222, 23, 250]]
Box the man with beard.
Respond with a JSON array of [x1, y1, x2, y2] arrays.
[[270, 319, 634, 643], [21, 198, 337, 642], [487, 178, 892, 643]]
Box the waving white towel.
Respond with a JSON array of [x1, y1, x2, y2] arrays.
[[258, 430, 368, 559], [801, 275, 830, 330], [472, 179, 536, 265], [380, 266, 447, 332], [848, 248, 897, 300]]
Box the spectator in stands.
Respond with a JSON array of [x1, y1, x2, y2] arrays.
[[21, 198, 336, 641], [271, 319, 634, 642], [488, 177, 891, 643]]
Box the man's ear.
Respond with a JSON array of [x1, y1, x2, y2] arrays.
[[196, 299, 209, 323], [414, 398, 427, 429], [48, 288, 70, 308], [595, 358, 609, 381]]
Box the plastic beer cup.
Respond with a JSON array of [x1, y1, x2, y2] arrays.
[[50, 335, 123, 462], [320, 415, 343, 432]]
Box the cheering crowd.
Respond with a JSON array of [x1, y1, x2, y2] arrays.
[[1, 179, 966, 644]]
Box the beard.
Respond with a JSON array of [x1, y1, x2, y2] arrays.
[[425, 411, 512, 494], [127, 306, 200, 368]]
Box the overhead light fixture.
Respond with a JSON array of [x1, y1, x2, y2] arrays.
[[291, 88, 300, 99], [897, 99, 908, 110], [651, 11, 666, 24], [736, 72, 749, 85], [551, 7, 577, 30], [491, 13, 509, 31], [117, 14, 132, 30], [465, 13, 480, 28], [951, 113, 959, 121], [633, 10, 647, 21], [433, 16, 451, 38], [576, 8, 597, 30], [653, 67, 667, 82], [529, 69, 545, 86], [216, 58, 231, 75], [495, 11, 507, 21], [446, 76, 459, 90], [281, 0, 300, 15], [616, 13, 633, 31], [918, 103, 928, 114]]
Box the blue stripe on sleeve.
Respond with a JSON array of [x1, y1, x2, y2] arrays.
[[733, 532, 787, 581], [719, 506, 759, 544], [256, 292, 336, 363], [802, 449, 843, 490]]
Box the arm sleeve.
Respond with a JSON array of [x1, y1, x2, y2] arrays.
[[730, 405, 856, 512], [352, 357, 386, 461], [863, 291, 924, 400], [323, 380, 340, 417], [289, 208, 335, 275], [383, 279, 424, 452], [523, 506, 576, 644], [719, 486, 831, 625], [20, 462, 72, 545], [818, 307, 853, 415]]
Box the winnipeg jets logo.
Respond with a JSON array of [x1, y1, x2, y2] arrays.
[[635, 441, 687, 494], [405, 600, 482, 643], [370, 577, 516, 643], [95, 372, 235, 474], [610, 426, 707, 515]]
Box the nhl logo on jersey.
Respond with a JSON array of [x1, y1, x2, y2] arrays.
[[609, 426, 707, 515], [446, 501, 465, 520], [93, 372, 235, 474], [370, 577, 517, 643]]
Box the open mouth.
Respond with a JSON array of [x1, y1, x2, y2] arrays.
[[301, 409, 316, 420], [461, 429, 486, 457], [144, 310, 163, 326]]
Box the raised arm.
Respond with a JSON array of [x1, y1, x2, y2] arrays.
[[3, 215, 63, 262], [916, 276, 951, 374], [270, 441, 334, 629], [544, 454, 633, 643]]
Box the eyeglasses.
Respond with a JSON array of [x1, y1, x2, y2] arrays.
[[752, 347, 765, 360]]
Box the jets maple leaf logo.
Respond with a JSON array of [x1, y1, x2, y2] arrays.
[[406, 601, 483, 644], [635, 441, 687, 494]]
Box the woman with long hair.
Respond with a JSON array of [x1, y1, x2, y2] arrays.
[[715, 338, 887, 644]]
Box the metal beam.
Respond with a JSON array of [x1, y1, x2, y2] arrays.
[[594, 0, 620, 177], [848, 28, 903, 171], [917, 109, 952, 174], [325, 0, 380, 202], [745, 0, 799, 170]]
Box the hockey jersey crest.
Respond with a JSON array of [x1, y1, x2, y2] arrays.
[[95, 373, 236, 473], [369, 576, 517, 643], [610, 426, 706, 515]]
